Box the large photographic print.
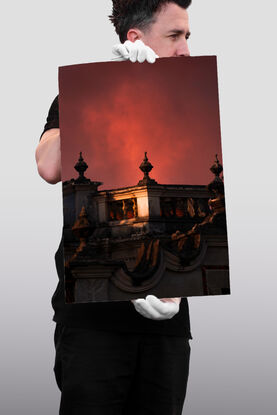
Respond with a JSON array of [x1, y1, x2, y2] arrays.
[[59, 56, 230, 303]]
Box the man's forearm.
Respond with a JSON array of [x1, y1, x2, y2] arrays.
[[35, 128, 61, 184]]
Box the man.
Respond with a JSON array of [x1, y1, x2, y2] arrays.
[[36, 1, 193, 414]]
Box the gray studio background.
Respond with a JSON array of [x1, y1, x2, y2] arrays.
[[1, 0, 276, 414]]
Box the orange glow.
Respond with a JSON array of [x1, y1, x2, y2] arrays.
[[59, 57, 223, 188]]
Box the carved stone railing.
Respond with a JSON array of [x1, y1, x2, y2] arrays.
[[108, 198, 138, 221], [160, 197, 209, 219]]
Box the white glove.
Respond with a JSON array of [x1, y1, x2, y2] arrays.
[[112, 39, 159, 63], [131, 295, 181, 320]]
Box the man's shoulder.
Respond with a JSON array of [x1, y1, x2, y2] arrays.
[[40, 95, 60, 140]]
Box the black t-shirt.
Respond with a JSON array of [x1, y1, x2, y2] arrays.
[[40, 95, 192, 338]]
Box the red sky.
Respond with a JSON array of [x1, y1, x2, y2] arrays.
[[59, 56, 223, 189]]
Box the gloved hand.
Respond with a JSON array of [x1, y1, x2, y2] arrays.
[[112, 39, 159, 63], [131, 295, 181, 320]]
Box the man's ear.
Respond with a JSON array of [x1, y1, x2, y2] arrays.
[[126, 28, 144, 42]]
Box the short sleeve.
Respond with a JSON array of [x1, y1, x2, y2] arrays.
[[40, 95, 59, 140]]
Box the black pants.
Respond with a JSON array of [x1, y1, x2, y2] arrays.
[[54, 323, 191, 415]]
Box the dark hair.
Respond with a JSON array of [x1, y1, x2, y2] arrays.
[[109, 0, 192, 43]]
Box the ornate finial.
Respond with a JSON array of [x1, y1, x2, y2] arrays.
[[74, 152, 88, 178], [210, 154, 223, 177], [138, 151, 158, 186], [73, 152, 91, 184], [207, 154, 224, 195], [63, 152, 103, 190]]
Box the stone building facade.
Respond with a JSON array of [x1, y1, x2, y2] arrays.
[[62, 152, 230, 303]]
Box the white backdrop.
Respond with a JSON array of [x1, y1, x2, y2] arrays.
[[1, 1, 276, 414]]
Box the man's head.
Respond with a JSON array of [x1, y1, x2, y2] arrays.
[[109, 0, 192, 58]]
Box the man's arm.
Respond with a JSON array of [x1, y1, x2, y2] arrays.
[[35, 95, 61, 184], [35, 128, 61, 184]]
